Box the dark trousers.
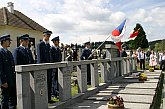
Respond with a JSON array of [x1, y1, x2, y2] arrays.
[[140, 59, 145, 70], [52, 68, 59, 97], [1, 83, 17, 109], [47, 69, 52, 101], [87, 64, 91, 85], [160, 60, 165, 70]]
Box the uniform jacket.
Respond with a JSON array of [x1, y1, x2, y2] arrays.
[[0, 48, 15, 85], [50, 46, 62, 62], [13, 46, 34, 65], [80, 48, 92, 60], [37, 41, 50, 63]]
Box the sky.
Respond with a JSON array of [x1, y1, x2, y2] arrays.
[[0, 0, 165, 45]]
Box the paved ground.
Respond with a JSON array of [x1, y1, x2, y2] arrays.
[[66, 70, 161, 109]]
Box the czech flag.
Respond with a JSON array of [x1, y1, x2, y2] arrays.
[[115, 41, 122, 52], [111, 19, 126, 42], [129, 28, 140, 40]]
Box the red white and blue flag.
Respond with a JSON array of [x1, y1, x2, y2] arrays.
[[129, 28, 140, 40], [111, 19, 126, 52], [111, 19, 126, 42]]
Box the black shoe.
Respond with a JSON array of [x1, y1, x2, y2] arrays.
[[48, 100, 56, 104]]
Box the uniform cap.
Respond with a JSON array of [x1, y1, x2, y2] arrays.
[[19, 34, 30, 40], [51, 36, 59, 42], [43, 30, 52, 35], [0, 34, 12, 41]]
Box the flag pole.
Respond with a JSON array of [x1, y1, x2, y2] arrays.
[[87, 35, 111, 60]]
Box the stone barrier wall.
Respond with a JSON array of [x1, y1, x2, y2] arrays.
[[15, 44, 137, 109], [15, 57, 137, 109]]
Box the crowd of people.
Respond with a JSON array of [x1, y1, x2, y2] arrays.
[[121, 47, 165, 70], [0, 30, 95, 108]]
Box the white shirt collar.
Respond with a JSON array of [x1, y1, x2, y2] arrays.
[[43, 39, 49, 44], [20, 45, 26, 49]]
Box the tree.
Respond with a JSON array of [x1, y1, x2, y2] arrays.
[[160, 39, 165, 51], [154, 43, 161, 51], [127, 23, 149, 49], [153, 39, 165, 52]]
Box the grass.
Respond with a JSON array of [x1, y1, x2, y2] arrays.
[[71, 84, 78, 96]]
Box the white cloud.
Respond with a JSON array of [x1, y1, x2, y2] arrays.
[[0, 0, 165, 44]]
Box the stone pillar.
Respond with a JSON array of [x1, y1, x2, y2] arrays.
[[129, 58, 133, 73], [127, 59, 130, 73], [77, 64, 87, 93], [100, 62, 107, 83], [123, 59, 127, 74], [116, 61, 120, 77], [110, 61, 115, 79], [30, 70, 48, 109], [133, 58, 137, 71], [105, 44, 119, 59], [119, 60, 124, 76], [105, 44, 119, 81], [90, 61, 99, 87], [17, 72, 31, 109], [58, 66, 72, 101], [107, 61, 111, 82]]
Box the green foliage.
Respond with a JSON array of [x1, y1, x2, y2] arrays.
[[154, 43, 161, 51], [148, 40, 162, 50], [160, 39, 165, 51], [127, 23, 149, 49], [153, 40, 165, 51]]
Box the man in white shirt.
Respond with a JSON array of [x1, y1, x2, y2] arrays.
[[138, 49, 146, 70]]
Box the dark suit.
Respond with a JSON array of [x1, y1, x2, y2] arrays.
[[80, 48, 92, 85], [37, 41, 52, 100], [13, 46, 34, 65], [50, 46, 62, 62], [37, 41, 50, 63], [0, 48, 17, 109], [50, 46, 62, 97], [121, 50, 127, 57]]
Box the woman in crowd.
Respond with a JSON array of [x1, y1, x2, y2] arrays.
[[149, 50, 157, 69]]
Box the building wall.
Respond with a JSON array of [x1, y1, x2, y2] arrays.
[[0, 25, 43, 52]]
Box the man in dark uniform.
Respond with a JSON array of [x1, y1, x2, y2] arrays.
[[0, 34, 17, 109], [36, 30, 55, 103], [50, 36, 62, 98], [13, 34, 34, 65], [80, 41, 92, 85], [121, 47, 127, 57]]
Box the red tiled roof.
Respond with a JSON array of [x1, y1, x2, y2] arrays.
[[0, 7, 48, 32]]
